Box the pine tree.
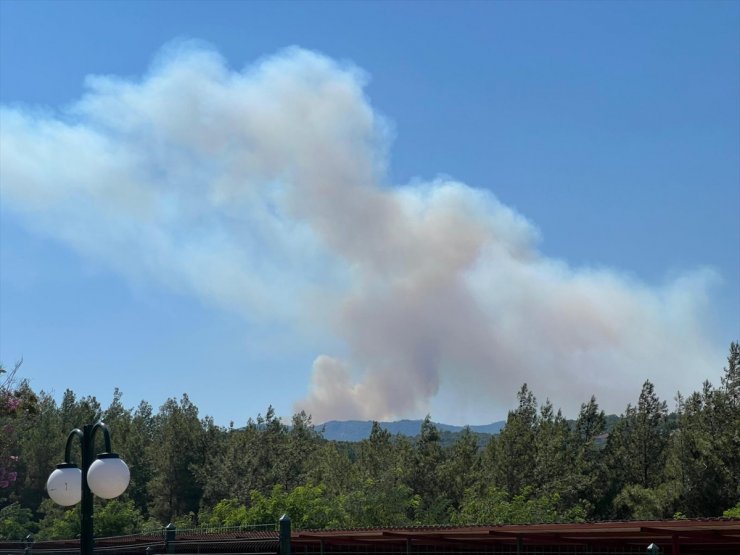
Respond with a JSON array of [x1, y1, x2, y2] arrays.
[[568, 396, 606, 518], [489, 384, 537, 497], [147, 395, 205, 523], [406, 416, 448, 523]]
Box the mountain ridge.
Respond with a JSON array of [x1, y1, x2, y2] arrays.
[[317, 418, 506, 442]]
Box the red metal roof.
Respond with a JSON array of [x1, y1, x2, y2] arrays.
[[291, 519, 740, 553], [2, 518, 738, 555]]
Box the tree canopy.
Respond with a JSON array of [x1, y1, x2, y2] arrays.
[[1, 342, 738, 539]]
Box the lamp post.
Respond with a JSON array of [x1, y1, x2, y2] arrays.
[[46, 422, 130, 555]]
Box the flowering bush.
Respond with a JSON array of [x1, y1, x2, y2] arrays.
[[1, 361, 36, 495], [0, 469, 17, 489]]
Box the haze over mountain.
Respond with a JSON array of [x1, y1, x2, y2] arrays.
[[318, 419, 506, 442]]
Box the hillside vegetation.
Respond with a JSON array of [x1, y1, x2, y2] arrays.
[[1, 342, 738, 539]]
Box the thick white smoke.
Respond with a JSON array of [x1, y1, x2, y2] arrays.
[[0, 45, 722, 422]]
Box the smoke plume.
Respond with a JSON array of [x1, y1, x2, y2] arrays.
[[0, 45, 722, 422]]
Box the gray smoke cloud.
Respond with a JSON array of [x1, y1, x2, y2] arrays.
[[0, 45, 722, 422]]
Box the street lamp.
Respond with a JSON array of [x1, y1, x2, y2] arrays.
[[46, 422, 130, 555]]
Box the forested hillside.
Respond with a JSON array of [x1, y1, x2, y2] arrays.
[[1, 343, 738, 540], [318, 420, 506, 442]]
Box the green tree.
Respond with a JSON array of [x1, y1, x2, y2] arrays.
[[666, 343, 740, 516], [193, 415, 228, 508], [722, 341, 740, 405], [33, 498, 145, 539], [405, 416, 449, 523], [148, 395, 205, 522], [94, 499, 145, 536], [486, 384, 538, 497], [345, 422, 416, 526], [533, 400, 571, 499], [718, 342, 740, 506], [283, 412, 322, 490], [612, 483, 678, 520], [260, 483, 345, 529], [200, 498, 248, 527], [16, 392, 61, 513], [567, 396, 607, 518], [247, 407, 290, 494], [723, 501, 740, 518], [199, 406, 292, 506], [343, 476, 416, 527], [203, 484, 345, 530], [632, 380, 670, 488], [453, 486, 584, 525], [0, 502, 37, 539], [667, 386, 726, 516], [124, 401, 156, 515], [602, 380, 672, 518], [306, 442, 357, 499], [358, 422, 392, 480], [440, 427, 481, 513], [59, 390, 101, 437], [198, 422, 253, 505], [35, 499, 79, 540]]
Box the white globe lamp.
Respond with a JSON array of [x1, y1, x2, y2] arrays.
[[87, 454, 130, 499], [46, 463, 82, 506]]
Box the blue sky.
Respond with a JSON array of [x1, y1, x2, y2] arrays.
[[1, 0, 738, 426]]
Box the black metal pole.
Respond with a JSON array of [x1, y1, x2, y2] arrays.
[[165, 523, 176, 555], [81, 424, 95, 555], [24, 534, 33, 555], [279, 515, 291, 555]]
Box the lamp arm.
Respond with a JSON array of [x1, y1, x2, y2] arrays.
[[64, 429, 84, 464], [91, 421, 113, 453]]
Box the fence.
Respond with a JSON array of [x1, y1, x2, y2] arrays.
[[3, 517, 739, 555]]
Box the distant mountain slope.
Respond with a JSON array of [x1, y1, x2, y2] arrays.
[[318, 419, 506, 442]]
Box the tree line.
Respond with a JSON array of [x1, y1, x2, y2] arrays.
[[1, 342, 738, 539]]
